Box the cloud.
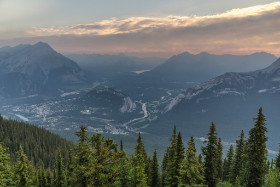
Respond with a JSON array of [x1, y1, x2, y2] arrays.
[[2, 2, 280, 57], [26, 2, 280, 36]]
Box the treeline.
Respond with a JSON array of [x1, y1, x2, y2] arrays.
[[0, 107, 280, 186], [0, 115, 72, 167]]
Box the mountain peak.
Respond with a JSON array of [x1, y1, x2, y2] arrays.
[[198, 51, 211, 56], [33, 41, 52, 49], [27, 42, 57, 56], [179, 51, 192, 56], [261, 58, 280, 73]]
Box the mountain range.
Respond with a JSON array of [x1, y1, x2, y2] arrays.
[[1, 41, 280, 153]]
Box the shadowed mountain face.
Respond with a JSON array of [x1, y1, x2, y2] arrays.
[[143, 52, 277, 83], [67, 53, 165, 80], [0, 42, 88, 98], [148, 58, 280, 148]]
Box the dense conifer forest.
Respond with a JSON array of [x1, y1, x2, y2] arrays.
[[0, 107, 280, 186], [0, 115, 72, 168]]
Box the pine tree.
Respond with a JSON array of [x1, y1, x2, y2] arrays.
[[38, 163, 47, 187], [165, 125, 180, 187], [74, 126, 91, 187], [162, 147, 170, 186], [198, 154, 203, 165], [66, 148, 75, 186], [264, 169, 280, 187], [216, 138, 223, 181], [223, 145, 234, 181], [247, 107, 268, 187], [230, 130, 245, 184], [54, 149, 67, 187], [239, 140, 250, 186], [114, 155, 133, 187], [0, 143, 13, 186], [179, 136, 204, 186], [46, 169, 53, 187], [90, 133, 120, 186], [120, 139, 123, 152], [15, 145, 29, 186], [271, 159, 274, 170], [275, 144, 280, 170], [151, 149, 160, 187], [202, 122, 218, 187], [133, 133, 148, 187]]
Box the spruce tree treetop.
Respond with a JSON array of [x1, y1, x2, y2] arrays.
[[15, 145, 29, 187], [202, 122, 218, 187], [0, 143, 13, 186], [179, 136, 204, 186], [230, 130, 245, 184], [151, 149, 160, 187], [275, 144, 280, 170], [217, 137, 223, 181], [223, 144, 234, 181], [247, 107, 268, 187]]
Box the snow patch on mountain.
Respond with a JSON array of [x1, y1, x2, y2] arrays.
[[258, 87, 280, 94], [120, 97, 136, 113], [164, 93, 185, 112], [258, 89, 268, 93], [214, 88, 244, 96]]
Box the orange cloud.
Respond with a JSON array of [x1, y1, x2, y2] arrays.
[[25, 2, 280, 37]]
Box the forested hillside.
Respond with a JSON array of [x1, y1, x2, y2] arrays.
[[0, 108, 279, 186], [0, 115, 72, 168]]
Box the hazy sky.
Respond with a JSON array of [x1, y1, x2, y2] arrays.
[[0, 0, 279, 57]]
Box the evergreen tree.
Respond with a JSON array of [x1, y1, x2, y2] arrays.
[[133, 133, 148, 187], [223, 145, 234, 181], [46, 169, 53, 187], [239, 140, 250, 186], [271, 159, 274, 170], [151, 149, 160, 187], [247, 107, 268, 187], [179, 136, 204, 186], [264, 169, 280, 187], [15, 145, 29, 186], [275, 144, 280, 170], [216, 138, 223, 181], [38, 163, 47, 187], [0, 143, 13, 186], [135, 132, 150, 184], [174, 132, 185, 185], [90, 133, 121, 186], [66, 148, 75, 186], [165, 125, 180, 187], [198, 154, 203, 165], [230, 130, 245, 184], [74, 126, 91, 187], [54, 149, 67, 187], [114, 155, 133, 187], [202, 122, 218, 187], [120, 139, 123, 152], [162, 147, 170, 186]]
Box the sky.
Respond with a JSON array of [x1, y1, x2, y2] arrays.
[[0, 0, 280, 57]]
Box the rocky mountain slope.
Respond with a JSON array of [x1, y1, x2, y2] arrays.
[[146, 58, 280, 150], [0, 42, 87, 98]]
